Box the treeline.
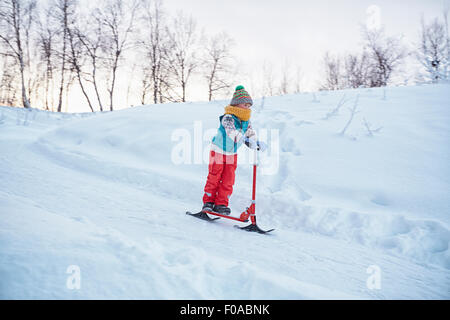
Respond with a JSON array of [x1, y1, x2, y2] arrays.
[[0, 0, 237, 111], [1, 1, 449, 112], [320, 11, 450, 91]]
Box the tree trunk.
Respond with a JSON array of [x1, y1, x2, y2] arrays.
[[109, 62, 118, 111], [92, 62, 103, 111], [57, 5, 68, 113], [12, 0, 31, 108], [19, 56, 31, 108]]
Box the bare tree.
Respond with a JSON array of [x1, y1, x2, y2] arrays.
[[363, 27, 407, 87], [37, 7, 57, 111], [22, 0, 37, 106], [0, 0, 36, 108], [417, 16, 449, 83], [68, 29, 94, 111], [261, 60, 275, 96], [140, 0, 167, 104], [99, 0, 138, 111], [0, 55, 19, 106], [165, 11, 199, 102], [158, 60, 178, 103], [278, 59, 291, 95], [293, 65, 303, 94], [53, 0, 76, 112], [126, 61, 137, 107], [103, 0, 131, 110], [76, 11, 105, 111], [444, 8, 450, 80], [63, 5, 96, 112], [320, 51, 343, 91], [203, 32, 234, 101], [64, 68, 75, 112], [139, 65, 152, 105], [343, 52, 370, 88]]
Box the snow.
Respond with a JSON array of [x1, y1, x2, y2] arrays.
[[0, 83, 449, 299]]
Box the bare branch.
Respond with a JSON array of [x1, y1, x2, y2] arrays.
[[363, 117, 383, 136], [323, 94, 349, 120], [340, 95, 360, 135]]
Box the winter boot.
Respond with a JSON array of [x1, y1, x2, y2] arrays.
[[202, 202, 214, 212], [213, 205, 231, 215]]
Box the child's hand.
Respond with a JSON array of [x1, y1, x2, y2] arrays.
[[244, 137, 267, 152], [256, 141, 267, 152], [244, 136, 258, 149]]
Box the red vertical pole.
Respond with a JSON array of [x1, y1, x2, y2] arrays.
[[239, 151, 258, 224], [252, 163, 257, 201], [250, 161, 257, 225]]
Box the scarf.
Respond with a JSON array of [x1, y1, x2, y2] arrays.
[[224, 105, 251, 121]]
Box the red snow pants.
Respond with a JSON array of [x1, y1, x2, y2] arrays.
[[203, 150, 238, 207]]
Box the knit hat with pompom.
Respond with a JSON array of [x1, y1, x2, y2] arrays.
[[230, 85, 253, 106]]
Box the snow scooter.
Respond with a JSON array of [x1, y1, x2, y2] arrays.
[[186, 149, 274, 234]]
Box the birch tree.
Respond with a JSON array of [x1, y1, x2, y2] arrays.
[[343, 52, 370, 88], [37, 7, 56, 110], [363, 27, 407, 87], [417, 16, 449, 83], [76, 10, 105, 111], [0, 0, 36, 108], [98, 0, 138, 111], [165, 11, 199, 102], [54, 0, 76, 112], [320, 51, 343, 90], [140, 0, 166, 104], [203, 32, 234, 101]]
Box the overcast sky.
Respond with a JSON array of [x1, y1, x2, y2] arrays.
[[162, 0, 449, 94], [64, 0, 448, 111]]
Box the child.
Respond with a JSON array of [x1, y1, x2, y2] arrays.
[[202, 85, 266, 215]]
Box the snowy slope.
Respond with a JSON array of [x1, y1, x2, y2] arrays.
[[0, 84, 449, 299]]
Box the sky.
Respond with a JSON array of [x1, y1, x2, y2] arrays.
[[65, 0, 449, 112], [162, 0, 449, 94]]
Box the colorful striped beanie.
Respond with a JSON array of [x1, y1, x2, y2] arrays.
[[230, 85, 253, 106]]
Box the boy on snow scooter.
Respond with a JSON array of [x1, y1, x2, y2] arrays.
[[202, 85, 267, 215]]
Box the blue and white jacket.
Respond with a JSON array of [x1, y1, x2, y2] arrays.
[[211, 114, 257, 155]]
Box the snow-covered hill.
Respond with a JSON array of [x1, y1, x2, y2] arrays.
[[1, 84, 449, 299]]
